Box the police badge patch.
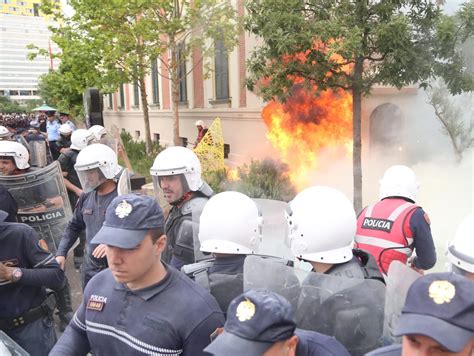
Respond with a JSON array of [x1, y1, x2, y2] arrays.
[[429, 280, 455, 305], [87, 294, 108, 311], [115, 200, 132, 218]]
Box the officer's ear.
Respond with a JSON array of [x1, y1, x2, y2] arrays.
[[149, 229, 167, 255], [284, 335, 298, 355]]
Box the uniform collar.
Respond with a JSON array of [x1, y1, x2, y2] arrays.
[[113, 263, 173, 300]]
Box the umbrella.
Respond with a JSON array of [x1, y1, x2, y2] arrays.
[[32, 104, 57, 112]]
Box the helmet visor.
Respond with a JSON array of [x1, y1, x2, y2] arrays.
[[152, 174, 188, 204], [77, 167, 107, 193]]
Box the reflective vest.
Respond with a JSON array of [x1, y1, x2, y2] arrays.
[[355, 198, 417, 275]]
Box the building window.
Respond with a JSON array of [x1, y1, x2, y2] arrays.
[[180, 137, 188, 147], [215, 40, 229, 100], [177, 43, 187, 103], [135, 130, 140, 139], [108, 93, 113, 109], [153, 133, 160, 142], [224, 143, 230, 159], [33, 3, 39, 16], [151, 59, 160, 105], [133, 81, 139, 107], [118, 84, 125, 109]]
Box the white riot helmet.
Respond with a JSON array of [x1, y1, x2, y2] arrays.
[[0, 141, 30, 169], [74, 143, 121, 192], [59, 124, 72, 135], [379, 165, 419, 202], [150, 146, 203, 192], [89, 125, 107, 142], [0, 126, 12, 140], [447, 213, 474, 274], [70, 129, 94, 150], [199, 191, 263, 255], [287, 186, 356, 264]]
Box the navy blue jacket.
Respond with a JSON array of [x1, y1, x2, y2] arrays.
[[366, 344, 402, 355], [0, 185, 18, 222], [50, 265, 224, 356], [296, 329, 350, 356], [0, 221, 64, 319]]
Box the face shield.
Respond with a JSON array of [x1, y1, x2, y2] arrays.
[[152, 173, 190, 205], [77, 167, 107, 193]]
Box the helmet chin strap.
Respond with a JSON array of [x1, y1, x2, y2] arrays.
[[170, 191, 193, 207]]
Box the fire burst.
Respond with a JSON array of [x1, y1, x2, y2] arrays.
[[262, 85, 352, 190]]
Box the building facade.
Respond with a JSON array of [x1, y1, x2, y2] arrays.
[[0, 1, 59, 102]]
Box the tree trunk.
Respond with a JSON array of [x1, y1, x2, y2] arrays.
[[352, 58, 364, 213], [170, 42, 181, 146], [138, 73, 152, 154]]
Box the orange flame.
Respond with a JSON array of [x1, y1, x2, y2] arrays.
[[262, 85, 352, 190]]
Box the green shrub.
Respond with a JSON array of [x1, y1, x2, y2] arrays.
[[230, 158, 296, 201], [120, 131, 164, 181], [203, 168, 230, 194]]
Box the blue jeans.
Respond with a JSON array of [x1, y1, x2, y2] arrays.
[[6, 316, 57, 356]]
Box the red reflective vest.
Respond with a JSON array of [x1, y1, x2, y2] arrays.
[[355, 198, 417, 275]]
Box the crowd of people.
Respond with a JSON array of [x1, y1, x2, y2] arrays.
[[0, 114, 472, 355]]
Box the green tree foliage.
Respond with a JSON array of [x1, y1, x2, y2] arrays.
[[245, 0, 474, 211], [427, 80, 473, 162], [32, 0, 239, 152]]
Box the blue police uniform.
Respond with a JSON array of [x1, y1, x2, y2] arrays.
[[56, 188, 117, 288], [0, 212, 65, 356], [0, 184, 18, 222], [46, 119, 61, 160], [46, 120, 60, 141], [407, 208, 437, 269], [295, 329, 350, 356], [51, 266, 224, 355]]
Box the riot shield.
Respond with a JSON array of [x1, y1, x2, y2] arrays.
[[117, 168, 131, 195], [99, 136, 119, 153], [0, 161, 72, 253], [0, 331, 29, 355], [244, 255, 386, 356], [244, 255, 303, 312], [28, 140, 48, 168], [253, 199, 292, 260], [298, 272, 386, 355], [383, 261, 421, 345], [191, 197, 210, 262], [208, 272, 244, 313]]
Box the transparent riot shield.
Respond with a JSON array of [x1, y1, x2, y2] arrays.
[[383, 261, 422, 345], [298, 272, 386, 355], [0, 161, 72, 253], [100, 136, 119, 153], [192, 197, 210, 262], [254, 199, 292, 260], [0, 330, 29, 355], [116, 168, 131, 196], [244, 255, 304, 312], [28, 140, 48, 168], [244, 255, 386, 356]]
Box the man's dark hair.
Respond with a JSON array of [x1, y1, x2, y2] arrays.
[[150, 228, 165, 243]]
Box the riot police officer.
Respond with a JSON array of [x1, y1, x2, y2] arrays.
[[150, 146, 213, 270], [51, 194, 224, 355], [57, 129, 94, 271], [56, 124, 73, 154], [446, 213, 474, 281], [355, 165, 436, 275], [0, 141, 74, 331], [0, 209, 65, 356], [287, 186, 383, 281], [182, 191, 262, 312], [56, 143, 123, 288], [286, 186, 385, 355], [46, 112, 61, 160]]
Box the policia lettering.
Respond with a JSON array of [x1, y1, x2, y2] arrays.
[[18, 209, 66, 224], [361, 218, 393, 233]]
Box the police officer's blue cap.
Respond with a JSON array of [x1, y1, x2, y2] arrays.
[[91, 194, 164, 249], [394, 272, 474, 352], [204, 289, 296, 356]]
